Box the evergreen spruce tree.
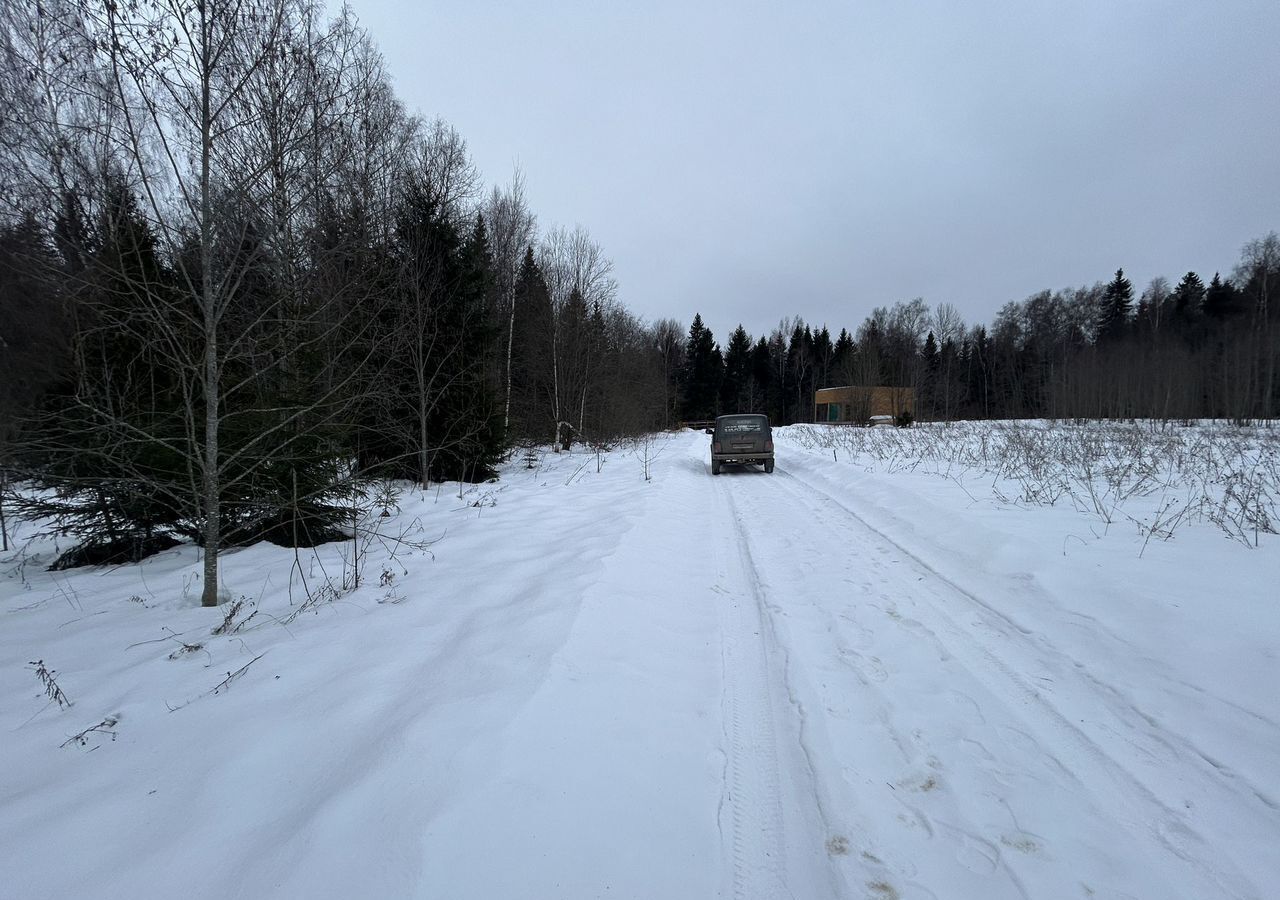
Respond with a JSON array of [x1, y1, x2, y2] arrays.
[[450, 214, 504, 479], [1204, 273, 1244, 320], [812, 325, 833, 389], [1096, 268, 1134, 342], [832, 328, 854, 382], [751, 336, 773, 417], [922, 331, 939, 368], [1171, 271, 1206, 325], [366, 185, 501, 485], [12, 181, 191, 562], [509, 247, 555, 441], [785, 324, 815, 423], [921, 331, 939, 420], [0, 214, 70, 450], [719, 325, 754, 413], [679, 314, 722, 420], [968, 325, 993, 418]]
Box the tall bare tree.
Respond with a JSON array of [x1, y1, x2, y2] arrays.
[[485, 169, 536, 432], [1, 0, 402, 602], [538, 225, 617, 447]]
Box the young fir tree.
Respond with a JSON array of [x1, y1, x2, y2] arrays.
[[921, 330, 940, 419], [12, 181, 191, 563], [0, 214, 72, 447], [445, 214, 504, 480], [421, 209, 501, 481], [365, 185, 500, 485], [719, 324, 754, 413], [832, 328, 854, 382], [679, 314, 722, 421], [1204, 273, 1244, 321], [812, 325, 833, 389], [1096, 268, 1134, 342], [785, 324, 815, 423], [751, 336, 774, 418], [1171, 271, 1206, 325], [922, 331, 939, 369], [509, 246, 555, 441]]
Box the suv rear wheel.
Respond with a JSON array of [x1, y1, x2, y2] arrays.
[[711, 459, 721, 475]]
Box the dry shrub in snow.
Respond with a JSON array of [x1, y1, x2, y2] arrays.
[[28, 659, 72, 709], [789, 421, 1279, 547]]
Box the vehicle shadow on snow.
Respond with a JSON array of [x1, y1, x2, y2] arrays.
[[682, 455, 772, 477], [711, 463, 771, 476]]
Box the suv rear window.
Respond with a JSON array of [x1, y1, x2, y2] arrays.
[[720, 417, 763, 433]]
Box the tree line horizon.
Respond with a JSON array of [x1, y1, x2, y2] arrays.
[[0, 1, 1275, 597], [672, 249, 1278, 426]]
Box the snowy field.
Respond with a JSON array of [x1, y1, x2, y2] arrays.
[[2, 422, 1278, 899]]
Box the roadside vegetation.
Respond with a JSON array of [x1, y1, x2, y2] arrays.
[[789, 420, 1279, 549]]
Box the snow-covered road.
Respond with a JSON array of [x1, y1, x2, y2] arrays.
[[3, 428, 1277, 899], [712, 459, 1271, 899]]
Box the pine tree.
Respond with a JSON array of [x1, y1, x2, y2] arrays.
[[1204, 273, 1244, 320], [509, 247, 554, 440], [0, 214, 72, 437], [921, 330, 939, 419], [679, 314, 722, 420], [1096, 268, 1133, 342], [832, 328, 854, 383], [785, 324, 814, 423], [812, 325, 833, 389], [557, 285, 592, 446], [365, 186, 501, 485], [751, 336, 773, 417], [449, 214, 504, 479], [1171, 271, 1206, 325], [719, 325, 754, 413], [12, 182, 192, 562]]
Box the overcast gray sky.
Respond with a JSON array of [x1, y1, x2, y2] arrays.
[[352, 0, 1280, 342]]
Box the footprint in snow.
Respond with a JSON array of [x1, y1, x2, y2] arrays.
[[1000, 831, 1045, 856], [826, 835, 851, 856], [866, 881, 900, 899], [892, 802, 935, 838], [947, 690, 987, 725], [897, 771, 942, 793], [947, 829, 1000, 875]]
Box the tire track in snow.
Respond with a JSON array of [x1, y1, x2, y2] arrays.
[[726, 465, 1028, 899], [707, 464, 791, 900], [721, 476, 901, 900], [767, 463, 1264, 899]]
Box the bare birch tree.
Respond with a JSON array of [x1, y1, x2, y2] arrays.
[[538, 225, 617, 448], [485, 169, 536, 431], [4, 0, 403, 603]]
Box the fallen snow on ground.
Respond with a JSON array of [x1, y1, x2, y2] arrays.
[[2, 425, 1277, 899]]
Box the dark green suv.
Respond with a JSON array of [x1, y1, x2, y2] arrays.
[[707, 414, 774, 474]]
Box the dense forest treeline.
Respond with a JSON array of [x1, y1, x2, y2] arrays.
[[0, 0, 668, 594], [0, 1, 1275, 591], [678, 249, 1280, 427]]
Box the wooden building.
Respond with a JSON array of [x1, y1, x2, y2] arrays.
[[814, 386, 915, 424]]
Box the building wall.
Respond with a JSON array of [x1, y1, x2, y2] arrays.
[[814, 386, 915, 423]]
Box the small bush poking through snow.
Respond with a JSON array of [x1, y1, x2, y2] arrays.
[[211, 597, 257, 635], [788, 420, 1280, 547], [61, 715, 119, 749], [280, 582, 339, 625], [28, 659, 71, 709]]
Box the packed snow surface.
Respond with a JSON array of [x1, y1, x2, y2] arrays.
[[3, 424, 1278, 899]]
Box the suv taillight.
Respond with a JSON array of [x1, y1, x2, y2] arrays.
[[713, 441, 722, 453], [765, 439, 774, 452]]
